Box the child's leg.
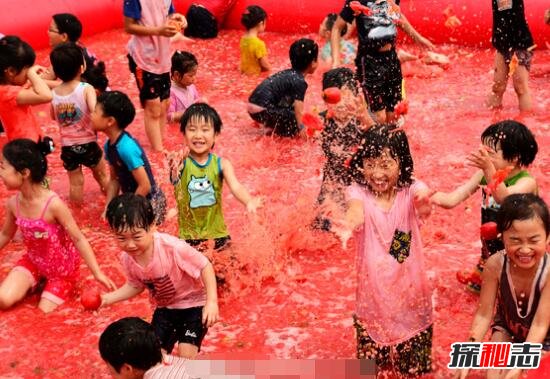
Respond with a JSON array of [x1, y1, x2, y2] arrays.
[[487, 51, 509, 109], [144, 98, 165, 151], [38, 276, 76, 313], [0, 269, 34, 310], [90, 157, 109, 195], [512, 64, 532, 112], [486, 330, 513, 379], [68, 167, 85, 203]]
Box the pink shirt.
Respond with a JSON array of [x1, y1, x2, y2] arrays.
[[144, 355, 190, 379], [121, 232, 208, 309], [167, 83, 199, 121], [347, 181, 433, 345], [0, 85, 41, 141]]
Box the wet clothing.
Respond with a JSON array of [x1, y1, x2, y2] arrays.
[[172, 153, 229, 241], [60, 141, 103, 171], [491, 252, 550, 350], [152, 306, 208, 352], [0, 85, 42, 142], [128, 54, 171, 104], [13, 194, 80, 304], [321, 39, 356, 65], [144, 354, 191, 379], [491, 0, 533, 53], [168, 83, 199, 122], [240, 35, 268, 75]]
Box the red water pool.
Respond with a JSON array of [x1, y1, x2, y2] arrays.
[[0, 28, 549, 378]]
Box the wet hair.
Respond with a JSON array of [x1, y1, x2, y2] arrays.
[[3, 138, 54, 183], [497, 193, 550, 235], [0, 36, 36, 83], [99, 317, 162, 373], [180, 102, 222, 134], [96, 91, 136, 129], [241, 5, 267, 30], [81, 61, 109, 93], [52, 13, 82, 42], [50, 42, 84, 82], [106, 193, 155, 232], [289, 38, 318, 72], [171, 50, 198, 76], [349, 124, 413, 188], [322, 67, 358, 94], [324, 13, 347, 36], [481, 120, 538, 167]]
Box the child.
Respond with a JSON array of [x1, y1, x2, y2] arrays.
[[240, 5, 270, 75], [46, 13, 109, 93], [0, 139, 114, 313], [247, 38, 318, 137], [319, 13, 356, 65], [334, 124, 433, 377], [0, 36, 52, 142], [167, 51, 200, 124], [50, 42, 109, 203], [431, 120, 538, 293], [91, 91, 166, 223], [101, 194, 219, 358], [331, 0, 434, 123], [487, 0, 534, 112], [454, 194, 550, 379], [99, 317, 191, 378], [314, 67, 373, 231], [170, 103, 262, 251], [124, 0, 186, 151]]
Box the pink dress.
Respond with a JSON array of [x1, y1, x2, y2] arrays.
[[347, 182, 433, 345], [167, 83, 199, 121]]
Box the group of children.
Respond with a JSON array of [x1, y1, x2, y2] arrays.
[[0, 0, 548, 378]]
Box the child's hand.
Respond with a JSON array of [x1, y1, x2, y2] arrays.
[[27, 65, 47, 78], [158, 23, 178, 37], [95, 271, 116, 291], [466, 146, 495, 173], [202, 300, 219, 328], [166, 147, 189, 182], [246, 196, 263, 214], [169, 13, 187, 29], [414, 189, 434, 218], [331, 220, 353, 249]]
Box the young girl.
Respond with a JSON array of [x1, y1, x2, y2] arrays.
[[167, 50, 200, 124], [314, 67, 373, 231], [240, 5, 270, 75], [487, 0, 534, 112], [169, 103, 262, 251], [0, 139, 114, 313], [335, 124, 433, 376], [455, 194, 550, 379], [0, 36, 52, 142], [319, 13, 356, 65], [432, 120, 538, 292]]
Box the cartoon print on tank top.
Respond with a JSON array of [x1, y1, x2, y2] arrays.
[[188, 175, 216, 209]]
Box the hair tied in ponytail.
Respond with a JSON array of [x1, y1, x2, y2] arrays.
[[39, 136, 55, 156]]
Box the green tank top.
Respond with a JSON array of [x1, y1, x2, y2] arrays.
[[174, 153, 228, 240]]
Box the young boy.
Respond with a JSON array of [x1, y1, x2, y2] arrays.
[[99, 317, 191, 378], [124, 0, 186, 151], [50, 42, 109, 203], [170, 103, 262, 251], [247, 38, 318, 137], [91, 91, 166, 223], [101, 194, 219, 358]]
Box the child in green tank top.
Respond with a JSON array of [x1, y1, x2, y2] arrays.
[[431, 120, 538, 293], [169, 103, 262, 251]]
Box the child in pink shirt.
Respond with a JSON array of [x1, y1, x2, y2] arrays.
[[167, 51, 200, 123], [101, 193, 218, 359], [334, 124, 433, 377]]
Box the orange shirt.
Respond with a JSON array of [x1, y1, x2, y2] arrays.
[[0, 85, 41, 141]]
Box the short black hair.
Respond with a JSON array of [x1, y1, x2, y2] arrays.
[[3, 138, 54, 183], [171, 50, 198, 75], [349, 124, 413, 188], [52, 13, 83, 42], [481, 120, 538, 167], [96, 91, 136, 129], [241, 5, 267, 30], [106, 193, 155, 232], [325, 13, 347, 36], [0, 36, 35, 83], [81, 60, 109, 93], [289, 38, 318, 72], [322, 67, 358, 94], [497, 193, 550, 235], [99, 317, 162, 373], [50, 42, 84, 82], [180, 102, 223, 134]]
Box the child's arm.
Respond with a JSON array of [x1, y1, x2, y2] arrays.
[[0, 200, 18, 250], [101, 283, 143, 306], [413, 187, 433, 219], [259, 56, 271, 72], [16, 66, 52, 105], [103, 165, 120, 218], [51, 197, 116, 290], [431, 171, 483, 209], [332, 199, 365, 249], [131, 166, 152, 197], [200, 262, 219, 327], [124, 16, 177, 37], [397, 13, 435, 50], [330, 16, 348, 67], [221, 158, 262, 213], [84, 83, 97, 114], [293, 100, 308, 138]]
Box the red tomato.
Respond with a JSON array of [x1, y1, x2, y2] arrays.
[[81, 288, 102, 311], [480, 222, 498, 240], [322, 87, 341, 104], [394, 100, 409, 116], [302, 113, 323, 137]]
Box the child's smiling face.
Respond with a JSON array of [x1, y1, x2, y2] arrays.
[[184, 116, 217, 157], [502, 216, 548, 271]]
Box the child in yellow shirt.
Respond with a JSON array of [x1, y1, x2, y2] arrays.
[[240, 5, 270, 75]]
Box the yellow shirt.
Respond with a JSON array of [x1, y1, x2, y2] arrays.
[[240, 36, 267, 75]]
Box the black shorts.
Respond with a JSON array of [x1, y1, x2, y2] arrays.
[[152, 306, 208, 353], [60, 142, 103, 171], [148, 188, 167, 226], [356, 51, 402, 112], [127, 54, 171, 104], [249, 108, 300, 137], [497, 48, 533, 72], [186, 235, 231, 251]]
